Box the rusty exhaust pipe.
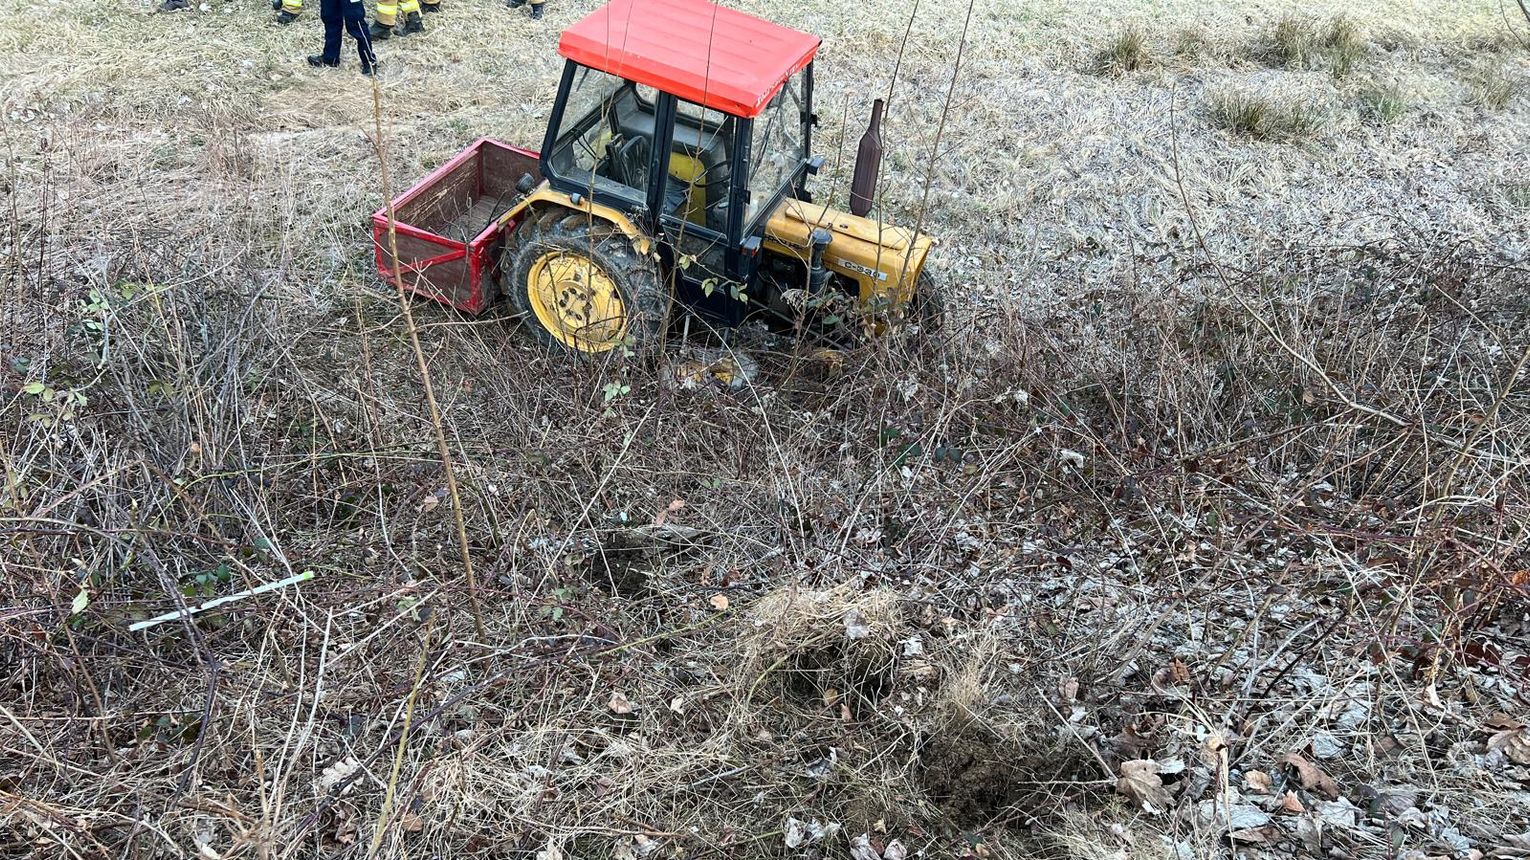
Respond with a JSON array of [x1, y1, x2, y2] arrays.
[[848, 98, 884, 218]]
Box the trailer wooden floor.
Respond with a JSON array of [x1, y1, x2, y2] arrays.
[[440, 195, 516, 244]]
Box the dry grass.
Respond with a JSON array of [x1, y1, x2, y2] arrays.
[[1470, 61, 1523, 110], [1259, 15, 1369, 78], [1357, 78, 1409, 123], [1090, 25, 1152, 76], [1206, 87, 1327, 141], [4, 0, 1530, 859]]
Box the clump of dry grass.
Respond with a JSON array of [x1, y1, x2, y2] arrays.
[[1259, 15, 1368, 78], [1090, 25, 1153, 76], [1207, 87, 1326, 140], [1357, 78, 1409, 123], [1469, 62, 1521, 110]]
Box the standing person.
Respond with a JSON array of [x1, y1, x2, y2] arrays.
[[504, 0, 543, 20], [308, 0, 377, 76], [369, 0, 423, 39]]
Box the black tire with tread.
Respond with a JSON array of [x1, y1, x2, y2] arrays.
[[909, 270, 944, 333], [501, 208, 666, 357]]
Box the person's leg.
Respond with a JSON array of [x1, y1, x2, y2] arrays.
[[397, 0, 423, 35], [528, 0, 543, 19], [344, 0, 377, 74], [420, 0, 439, 12], [309, 0, 342, 66], [371, 0, 397, 38], [274, 0, 301, 24]]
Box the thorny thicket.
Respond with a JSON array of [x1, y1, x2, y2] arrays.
[[5, 173, 1529, 858]]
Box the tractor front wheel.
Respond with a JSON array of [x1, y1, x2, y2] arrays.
[[908, 270, 944, 333], [502, 210, 665, 357]]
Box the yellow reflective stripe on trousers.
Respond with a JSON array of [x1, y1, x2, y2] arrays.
[[281, 0, 301, 12], [399, 0, 420, 12], [375, 0, 397, 23]]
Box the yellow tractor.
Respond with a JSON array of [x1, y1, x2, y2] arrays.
[[374, 0, 939, 355]]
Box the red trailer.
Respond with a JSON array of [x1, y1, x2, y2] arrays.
[[371, 138, 542, 314]]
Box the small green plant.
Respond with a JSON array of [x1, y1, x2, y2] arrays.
[[1469, 64, 1520, 111], [1498, 180, 1530, 211], [183, 562, 233, 599], [1358, 80, 1408, 123], [1208, 89, 1325, 141], [20, 381, 89, 427], [601, 381, 631, 403], [700, 276, 747, 303], [1092, 25, 1153, 75]]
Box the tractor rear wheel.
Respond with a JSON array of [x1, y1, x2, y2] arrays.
[[502, 210, 665, 356]]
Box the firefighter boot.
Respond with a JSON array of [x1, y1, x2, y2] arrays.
[[400, 10, 424, 34], [506, 0, 526, 7], [421, 1, 440, 12], [157, 0, 189, 11], [530, 2, 543, 18], [368, 19, 393, 39]]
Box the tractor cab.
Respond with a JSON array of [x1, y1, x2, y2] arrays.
[[540, 0, 823, 325]]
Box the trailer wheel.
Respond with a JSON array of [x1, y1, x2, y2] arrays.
[[502, 210, 665, 356]]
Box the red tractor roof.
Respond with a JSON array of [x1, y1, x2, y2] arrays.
[[558, 0, 821, 119]]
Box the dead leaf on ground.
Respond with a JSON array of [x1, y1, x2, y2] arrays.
[[1280, 790, 1306, 814], [1486, 713, 1525, 731], [1230, 826, 1277, 844], [1245, 769, 1273, 795], [608, 692, 634, 714], [654, 498, 685, 526], [1488, 727, 1530, 765], [1278, 753, 1339, 800], [1170, 658, 1192, 684], [1117, 759, 1174, 812], [708, 593, 729, 611], [850, 834, 880, 860], [884, 839, 908, 860]]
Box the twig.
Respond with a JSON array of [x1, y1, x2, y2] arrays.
[[365, 609, 436, 859], [369, 70, 486, 642]]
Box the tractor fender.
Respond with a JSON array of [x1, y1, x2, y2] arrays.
[[761, 198, 935, 310], [499, 185, 655, 257]]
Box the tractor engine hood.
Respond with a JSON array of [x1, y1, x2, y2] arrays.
[[762, 198, 935, 309]]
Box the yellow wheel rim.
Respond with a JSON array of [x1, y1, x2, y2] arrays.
[[526, 250, 628, 353]]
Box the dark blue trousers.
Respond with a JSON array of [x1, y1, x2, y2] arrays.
[[321, 0, 375, 69]]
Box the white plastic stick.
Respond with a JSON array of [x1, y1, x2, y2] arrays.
[[129, 570, 315, 632]]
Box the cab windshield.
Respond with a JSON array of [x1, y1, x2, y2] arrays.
[[546, 66, 658, 203]]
